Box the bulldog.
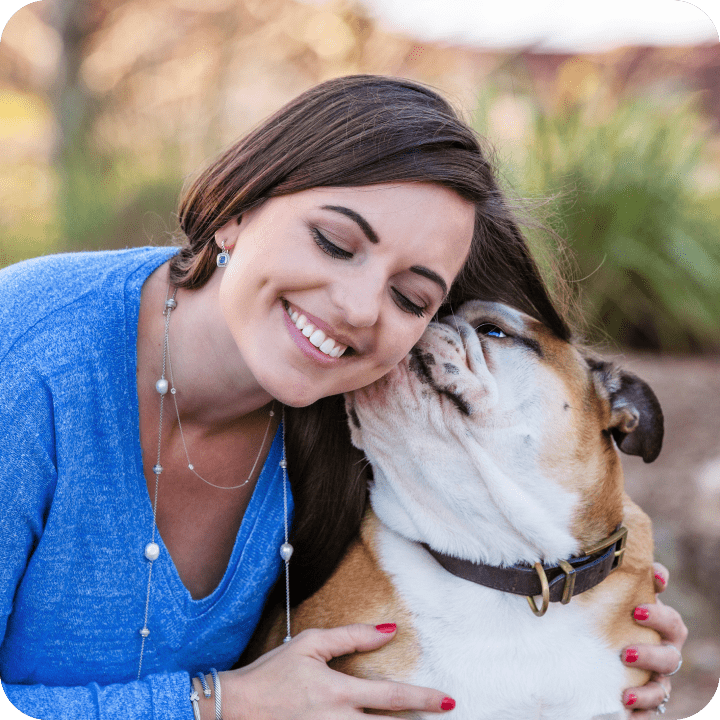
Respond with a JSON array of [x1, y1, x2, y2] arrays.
[[261, 300, 664, 720]]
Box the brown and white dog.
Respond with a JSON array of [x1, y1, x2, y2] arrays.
[[261, 300, 664, 720]]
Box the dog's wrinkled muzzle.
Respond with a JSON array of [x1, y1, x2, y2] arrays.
[[437, 315, 488, 376]]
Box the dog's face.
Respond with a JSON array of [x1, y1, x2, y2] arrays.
[[345, 300, 663, 558]]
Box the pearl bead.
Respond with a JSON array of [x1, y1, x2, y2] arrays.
[[283, 635, 291, 643], [144, 542, 160, 561], [280, 542, 294, 561], [170, 388, 176, 395], [269, 410, 275, 417], [140, 627, 150, 637], [279, 459, 287, 469], [188, 464, 194, 471], [165, 298, 177, 309], [153, 464, 163, 475], [156, 378, 169, 395]]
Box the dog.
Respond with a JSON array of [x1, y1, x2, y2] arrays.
[[258, 300, 664, 720]]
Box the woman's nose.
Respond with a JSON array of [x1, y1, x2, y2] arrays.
[[331, 275, 383, 328]]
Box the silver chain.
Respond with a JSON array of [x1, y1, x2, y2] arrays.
[[137, 284, 292, 680]]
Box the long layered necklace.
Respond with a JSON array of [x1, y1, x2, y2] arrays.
[[137, 286, 293, 678]]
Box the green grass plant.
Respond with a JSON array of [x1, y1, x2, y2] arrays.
[[481, 89, 720, 352]]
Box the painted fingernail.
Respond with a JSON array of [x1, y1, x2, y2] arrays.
[[625, 693, 638, 706], [655, 572, 666, 586], [633, 606, 650, 621], [375, 623, 396, 634], [624, 648, 639, 663], [441, 697, 456, 711]]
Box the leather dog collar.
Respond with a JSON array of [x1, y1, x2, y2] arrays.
[[422, 525, 628, 617]]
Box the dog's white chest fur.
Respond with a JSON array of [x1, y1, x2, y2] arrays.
[[376, 525, 627, 720]]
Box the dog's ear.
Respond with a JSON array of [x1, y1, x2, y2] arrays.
[[585, 357, 664, 463]]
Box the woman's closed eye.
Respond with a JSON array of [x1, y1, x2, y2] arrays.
[[391, 288, 426, 318], [312, 226, 428, 318], [312, 227, 353, 259]]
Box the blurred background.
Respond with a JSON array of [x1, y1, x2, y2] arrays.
[[1, 0, 718, 717]]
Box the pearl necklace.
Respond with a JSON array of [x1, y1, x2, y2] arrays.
[[137, 286, 293, 679]]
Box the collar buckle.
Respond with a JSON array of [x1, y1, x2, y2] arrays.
[[582, 525, 628, 571]]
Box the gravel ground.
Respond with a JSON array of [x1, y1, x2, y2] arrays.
[[605, 351, 720, 719]]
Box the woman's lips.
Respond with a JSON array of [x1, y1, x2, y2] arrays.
[[282, 302, 350, 364]]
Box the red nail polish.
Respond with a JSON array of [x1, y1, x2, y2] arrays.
[[655, 572, 666, 586], [625, 648, 639, 663], [375, 623, 396, 634], [633, 606, 650, 621], [441, 697, 456, 711], [626, 693, 638, 706]]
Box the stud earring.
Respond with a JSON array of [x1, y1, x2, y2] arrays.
[[217, 239, 230, 268]]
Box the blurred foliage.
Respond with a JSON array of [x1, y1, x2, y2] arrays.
[[2, 0, 719, 352], [479, 87, 720, 352], [55, 148, 182, 252]]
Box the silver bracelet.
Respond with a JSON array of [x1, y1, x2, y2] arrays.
[[210, 667, 223, 720], [190, 683, 201, 720], [196, 671, 212, 698]]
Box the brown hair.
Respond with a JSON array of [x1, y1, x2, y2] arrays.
[[170, 75, 571, 604]]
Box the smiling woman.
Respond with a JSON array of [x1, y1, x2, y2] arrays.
[[0, 74, 686, 720], [214, 184, 474, 408]]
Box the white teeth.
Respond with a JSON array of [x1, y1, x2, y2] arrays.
[[287, 304, 349, 358], [309, 329, 326, 347]]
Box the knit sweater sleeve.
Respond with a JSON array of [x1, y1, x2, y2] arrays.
[[0, 352, 194, 720], [2, 673, 194, 720]]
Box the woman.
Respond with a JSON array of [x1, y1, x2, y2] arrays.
[[0, 76, 686, 720]]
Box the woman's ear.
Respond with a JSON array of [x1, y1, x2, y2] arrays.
[[214, 216, 242, 250]]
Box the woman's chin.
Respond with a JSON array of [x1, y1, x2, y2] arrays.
[[259, 376, 330, 408]]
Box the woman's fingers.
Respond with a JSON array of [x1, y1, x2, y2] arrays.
[[631, 598, 688, 649], [621, 598, 686, 717], [621, 641, 683, 676], [652, 562, 669, 593], [623, 677, 670, 715], [349, 676, 455, 714], [291, 625, 455, 714], [292, 623, 400, 664]]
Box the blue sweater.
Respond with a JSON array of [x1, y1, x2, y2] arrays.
[[0, 247, 292, 719]]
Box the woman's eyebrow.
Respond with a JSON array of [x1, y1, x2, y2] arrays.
[[320, 204, 448, 296], [409, 266, 447, 296], [320, 205, 380, 244]]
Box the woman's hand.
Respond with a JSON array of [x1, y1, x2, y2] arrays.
[[621, 563, 689, 718], [206, 623, 455, 719]]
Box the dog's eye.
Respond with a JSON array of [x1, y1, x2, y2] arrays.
[[476, 323, 507, 338]]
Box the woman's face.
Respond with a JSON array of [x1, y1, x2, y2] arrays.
[[217, 183, 475, 407]]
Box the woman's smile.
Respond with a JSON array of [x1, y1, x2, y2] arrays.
[[282, 299, 351, 362], [216, 183, 475, 406]]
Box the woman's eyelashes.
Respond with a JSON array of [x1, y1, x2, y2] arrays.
[[311, 227, 353, 259], [391, 288, 426, 317], [311, 226, 428, 318]]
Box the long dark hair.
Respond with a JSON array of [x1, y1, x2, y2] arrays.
[[170, 75, 571, 603]]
